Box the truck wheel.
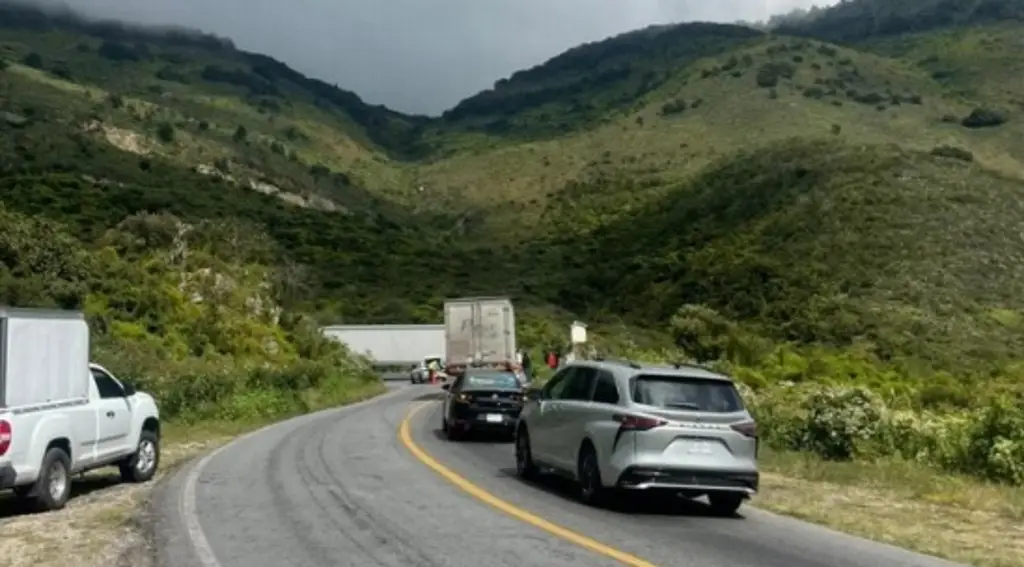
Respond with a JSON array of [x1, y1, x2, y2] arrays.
[[120, 430, 160, 483], [34, 447, 72, 511]]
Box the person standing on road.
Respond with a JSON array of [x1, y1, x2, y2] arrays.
[[427, 358, 441, 383], [521, 349, 533, 380]]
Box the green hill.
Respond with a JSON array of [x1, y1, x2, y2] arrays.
[[4, 0, 1024, 427], [530, 139, 1024, 375], [775, 0, 1024, 43], [436, 23, 763, 139]]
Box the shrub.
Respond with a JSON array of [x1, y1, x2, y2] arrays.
[[156, 122, 175, 143], [802, 86, 825, 99], [799, 386, 886, 460], [961, 107, 1007, 129], [930, 145, 973, 162], [756, 62, 795, 88], [22, 52, 43, 68]]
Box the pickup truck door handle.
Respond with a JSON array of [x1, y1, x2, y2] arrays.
[[106, 411, 115, 418]]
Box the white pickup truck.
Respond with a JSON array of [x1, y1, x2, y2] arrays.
[[0, 308, 161, 511]]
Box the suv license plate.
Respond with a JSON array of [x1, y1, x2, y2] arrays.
[[687, 440, 714, 455], [485, 414, 503, 423]]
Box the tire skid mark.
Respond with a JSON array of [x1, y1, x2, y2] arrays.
[[316, 402, 440, 567], [266, 402, 388, 566]]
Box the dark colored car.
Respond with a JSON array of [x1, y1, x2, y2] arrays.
[[441, 370, 525, 440]]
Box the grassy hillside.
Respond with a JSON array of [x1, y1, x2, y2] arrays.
[[0, 0, 432, 211], [436, 23, 763, 139], [417, 30, 1023, 240], [4, 0, 1024, 495], [776, 0, 1024, 43], [535, 139, 1024, 374]]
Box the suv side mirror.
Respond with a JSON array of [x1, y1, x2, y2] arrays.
[[122, 381, 136, 396], [524, 388, 544, 401], [441, 383, 450, 391]]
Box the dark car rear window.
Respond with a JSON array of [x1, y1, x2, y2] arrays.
[[630, 374, 743, 413], [465, 372, 521, 389]]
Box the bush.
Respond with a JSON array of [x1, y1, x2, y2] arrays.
[[22, 52, 43, 68], [0, 206, 381, 424], [930, 145, 973, 162], [799, 386, 886, 460], [156, 121, 175, 143], [756, 63, 795, 88], [660, 99, 687, 116], [961, 107, 1007, 129]]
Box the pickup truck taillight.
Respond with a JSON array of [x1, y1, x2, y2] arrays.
[[0, 420, 11, 457]]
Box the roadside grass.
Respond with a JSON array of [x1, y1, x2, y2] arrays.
[[0, 380, 387, 567], [757, 448, 1024, 567]]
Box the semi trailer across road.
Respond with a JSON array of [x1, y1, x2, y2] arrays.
[[321, 324, 446, 374]]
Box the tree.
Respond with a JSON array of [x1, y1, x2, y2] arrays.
[[156, 122, 175, 143]]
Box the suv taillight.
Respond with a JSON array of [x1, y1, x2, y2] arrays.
[[613, 414, 667, 431], [0, 420, 11, 457], [730, 420, 757, 438]]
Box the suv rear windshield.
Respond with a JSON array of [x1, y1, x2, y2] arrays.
[[630, 374, 744, 413]]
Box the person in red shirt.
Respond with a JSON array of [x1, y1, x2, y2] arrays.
[[546, 350, 557, 369]]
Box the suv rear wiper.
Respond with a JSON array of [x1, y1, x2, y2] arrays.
[[664, 402, 701, 410]]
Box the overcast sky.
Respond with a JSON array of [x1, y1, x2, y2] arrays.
[[36, 0, 836, 115]]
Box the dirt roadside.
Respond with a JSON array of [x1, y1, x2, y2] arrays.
[[0, 436, 229, 567]]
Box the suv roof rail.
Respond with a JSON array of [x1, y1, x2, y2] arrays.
[[592, 356, 643, 369], [671, 360, 723, 373]]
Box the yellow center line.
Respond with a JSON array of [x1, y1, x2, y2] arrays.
[[398, 401, 660, 567]]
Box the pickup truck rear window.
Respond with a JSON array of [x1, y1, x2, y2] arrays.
[[631, 375, 743, 413]]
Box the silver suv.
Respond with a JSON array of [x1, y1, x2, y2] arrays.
[[514, 359, 758, 515]]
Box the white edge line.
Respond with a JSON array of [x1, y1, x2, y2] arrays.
[[177, 384, 413, 567]]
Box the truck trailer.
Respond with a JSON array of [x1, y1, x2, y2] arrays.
[[443, 297, 517, 376], [322, 324, 446, 368]]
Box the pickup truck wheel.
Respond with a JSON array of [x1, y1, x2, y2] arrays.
[[120, 431, 160, 483], [34, 447, 71, 511]]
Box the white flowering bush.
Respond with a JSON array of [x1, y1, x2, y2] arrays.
[[875, 409, 971, 468], [796, 386, 887, 460], [744, 382, 811, 451], [751, 381, 1024, 484], [960, 400, 1024, 484]]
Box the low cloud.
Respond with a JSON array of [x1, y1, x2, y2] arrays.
[[30, 0, 836, 114]]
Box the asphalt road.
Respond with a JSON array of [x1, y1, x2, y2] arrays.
[[149, 383, 965, 567]]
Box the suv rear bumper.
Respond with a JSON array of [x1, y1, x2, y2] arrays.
[[0, 463, 16, 489], [616, 466, 759, 495]]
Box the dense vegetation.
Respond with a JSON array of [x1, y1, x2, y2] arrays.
[[2, 0, 1024, 484], [776, 0, 1024, 43]]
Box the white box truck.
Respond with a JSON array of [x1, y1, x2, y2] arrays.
[[0, 308, 161, 511], [443, 297, 517, 376]]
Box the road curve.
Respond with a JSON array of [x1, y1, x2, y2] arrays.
[[149, 385, 965, 567]]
